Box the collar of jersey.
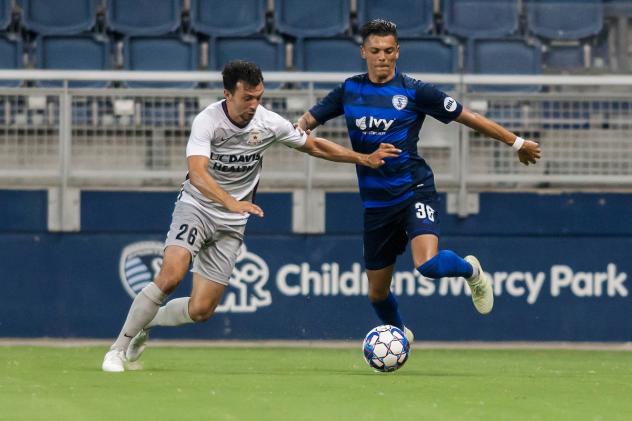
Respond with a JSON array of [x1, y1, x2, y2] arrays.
[[365, 68, 400, 87], [221, 100, 252, 129]]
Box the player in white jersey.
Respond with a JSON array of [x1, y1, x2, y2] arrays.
[[102, 60, 401, 372]]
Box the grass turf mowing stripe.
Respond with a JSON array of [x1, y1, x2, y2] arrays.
[[2, 346, 632, 420]]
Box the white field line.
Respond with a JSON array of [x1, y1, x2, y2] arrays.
[[1, 338, 632, 351]]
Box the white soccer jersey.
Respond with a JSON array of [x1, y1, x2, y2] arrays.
[[180, 100, 307, 224]]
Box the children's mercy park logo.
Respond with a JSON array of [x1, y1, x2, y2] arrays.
[[119, 242, 271, 313]]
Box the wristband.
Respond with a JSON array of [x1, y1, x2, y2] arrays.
[[512, 137, 525, 151]]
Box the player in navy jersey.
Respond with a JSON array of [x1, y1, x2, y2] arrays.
[[297, 19, 541, 340]]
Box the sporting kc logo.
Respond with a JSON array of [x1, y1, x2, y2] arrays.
[[118, 242, 272, 313], [119, 241, 164, 298], [392, 95, 408, 110]]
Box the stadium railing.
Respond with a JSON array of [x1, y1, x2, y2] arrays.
[[1, 70, 631, 223]]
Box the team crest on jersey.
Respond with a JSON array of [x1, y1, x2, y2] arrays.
[[216, 245, 272, 313], [247, 129, 263, 145], [392, 95, 408, 110], [119, 241, 164, 298]]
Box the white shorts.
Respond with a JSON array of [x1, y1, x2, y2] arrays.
[[165, 201, 245, 285]]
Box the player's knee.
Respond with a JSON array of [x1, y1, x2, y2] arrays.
[[188, 302, 215, 322], [153, 269, 183, 295]]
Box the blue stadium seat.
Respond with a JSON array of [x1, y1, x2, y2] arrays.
[[397, 37, 458, 74], [36, 35, 110, 87], [543, 44, 586, 72], [297, 37, 363, 72], [21, 0, 97, 34], [466, 38, 541, 91], [190, 0, 266, 36], [0, 35, 22, 87], [356, 0, 433, 36], [443, 0, 519, 38], [274, 0, 349, 38], [210, 37, 285, 71], [0, 0, 12, 30], [108, 0, 181, 35], [526, 0, 603, 40], [124, 36, 198, 88]]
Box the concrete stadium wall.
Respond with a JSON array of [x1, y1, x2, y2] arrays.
[[1, 189, 631, 341]]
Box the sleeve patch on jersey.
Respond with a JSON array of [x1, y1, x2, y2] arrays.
[[444, 97, 457, 112]]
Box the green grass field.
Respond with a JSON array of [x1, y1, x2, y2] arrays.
[[2, 346, 632, 420]]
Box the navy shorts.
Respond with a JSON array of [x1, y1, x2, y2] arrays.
[[363, 191, 441, 270]]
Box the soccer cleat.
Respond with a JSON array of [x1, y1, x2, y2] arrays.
[[464, 255, 494, 315], [403, 327, 414, 344], [102, 349, 126, 372], [126, 329, 150, 362]]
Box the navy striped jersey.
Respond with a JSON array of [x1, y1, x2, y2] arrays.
[[309, 70, 463, 208]]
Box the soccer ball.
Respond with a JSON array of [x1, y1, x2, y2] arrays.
[[362, 325, 410, 372]]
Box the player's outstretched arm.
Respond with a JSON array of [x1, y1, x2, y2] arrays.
[[187, 156, 264, 217], [296, 112, 321, 131], [298, 135, 400, 169], [456, 107, 542, 166]]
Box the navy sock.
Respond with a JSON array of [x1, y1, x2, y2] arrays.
[[370, 292, 404, 330], [417, 250, 473, 279]]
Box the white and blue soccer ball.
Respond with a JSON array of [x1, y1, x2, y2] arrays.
[[362, 325, 410, 372]]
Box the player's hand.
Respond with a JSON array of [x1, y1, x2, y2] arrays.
[[366, 143, 401, 168], [293, 123, 311, 136], [517, 140, 541, 166], [226, 200, 264, 218]]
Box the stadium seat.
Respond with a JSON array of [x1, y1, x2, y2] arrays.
[[0, 0, 12, 30], [397, 37, 459, 74], [0, 35, 22, 87], [296, 37, 363, 72], [543, 44, 586, 72], [124, 36, 198, 88], [442, 0, 519, 38], [274, 0, 350, 38], [108, 0, 181, 35], [526, 0, 603, 40], [466, 38, 542, 91], [21, 0, 97, 34], [36, 35, 110, 87], [190, 0, 266, 36], [210, 37, 285, 71], [356, 0, 433, 36]]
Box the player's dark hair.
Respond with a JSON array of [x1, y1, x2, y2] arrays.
[[360, 19, 398, 44], [222, 60, 264, 93]]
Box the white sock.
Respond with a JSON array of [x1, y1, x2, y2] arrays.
[[110, 283, 166, 351], [147, 297, 194, 328]]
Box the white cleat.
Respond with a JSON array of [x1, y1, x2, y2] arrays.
[[126, 329, 150, 363], [102, 349, 126, 372], [403, 327, 415, 344], [464, 255, 494, 315]]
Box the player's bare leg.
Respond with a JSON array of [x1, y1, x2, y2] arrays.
[[103, 246, 190, 372], [127, 272, 226, 363], [412, 234, 493, 315], [366, 265, 413, 342], [410, 234, 439, 268], [188, 273, 227, 321]]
